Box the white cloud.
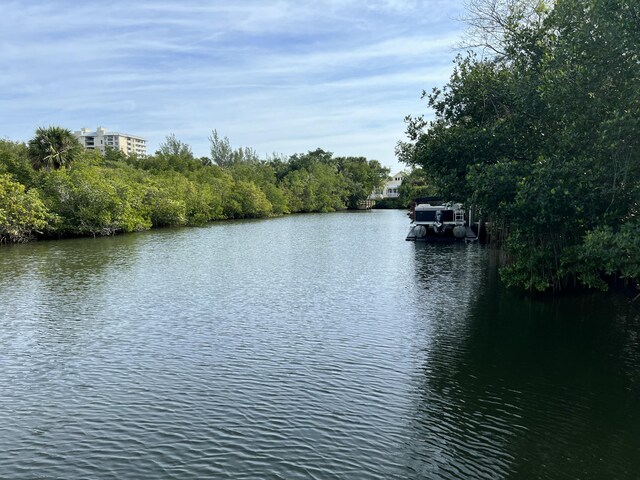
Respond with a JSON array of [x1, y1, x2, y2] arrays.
[[0, 0, 466, 171]]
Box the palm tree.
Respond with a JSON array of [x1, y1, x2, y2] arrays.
[[28, 126, 82, 170]]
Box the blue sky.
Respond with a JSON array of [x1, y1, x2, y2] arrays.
[[1, 0, 466, 172]]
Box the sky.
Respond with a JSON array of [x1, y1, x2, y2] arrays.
[[0, 0, 467, 173]]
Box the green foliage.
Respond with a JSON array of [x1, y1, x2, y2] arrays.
[[401, 0, 640, 291], [373, 197, 404, 209], [127, 134, 202, 173], [1, 125, 388, 243], [144, 177, 188, 227], [569, 222, 640, 291], [0, 139, 36, 187], [223, 180, 273, 219], [281, 157, 345, 213], [38, 164, 152, 236], [276, 149, 388, 212], [397, 168, 434, 208], [208, 130, 260, 167], [227, 163, 288, 214], [154, 134, 201, 172], [103, 146, 129, 163], [0, 174, 49, 243], [28, 126, 82, 171], [337, 157, 389, 209]]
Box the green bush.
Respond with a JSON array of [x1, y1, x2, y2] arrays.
[[0, 174, 49, 243]]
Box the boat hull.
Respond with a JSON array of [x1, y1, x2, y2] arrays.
[[406, 224, 470, 242]]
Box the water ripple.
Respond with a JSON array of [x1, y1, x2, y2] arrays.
[[1, 212, 639, 478]]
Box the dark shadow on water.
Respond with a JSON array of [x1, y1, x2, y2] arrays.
[[406, 245, 640, 479]]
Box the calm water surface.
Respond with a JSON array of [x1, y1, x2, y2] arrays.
[[1, 210, 639, 479]]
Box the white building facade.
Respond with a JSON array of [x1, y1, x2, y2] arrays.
[[383, 171, 407, 198], [74, 127, 147, 157], [367, 170, 408, 203]]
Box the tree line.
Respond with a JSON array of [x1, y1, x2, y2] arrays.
[[398, 0, 639, 292], [0, 127, 389, 243]]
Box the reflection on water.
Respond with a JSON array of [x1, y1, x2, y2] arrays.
[[1, 211, 639, 479], [409, 245, 640, 479]]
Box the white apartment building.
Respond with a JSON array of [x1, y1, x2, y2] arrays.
[[74, 127, 147, 157]]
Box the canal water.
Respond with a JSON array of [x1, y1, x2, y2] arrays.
[[1, 210, 639, 479]]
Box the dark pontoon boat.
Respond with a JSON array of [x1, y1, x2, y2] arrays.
[[406, 198, 479, 242]]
